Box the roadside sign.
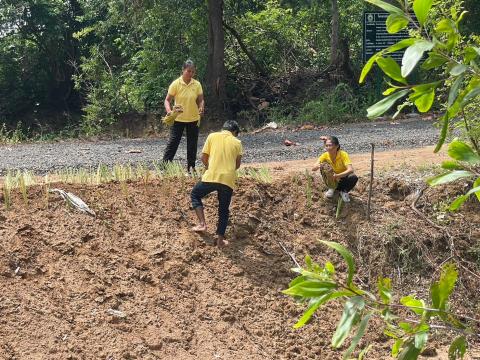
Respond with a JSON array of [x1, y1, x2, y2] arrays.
[[363, 11, 416, 63]]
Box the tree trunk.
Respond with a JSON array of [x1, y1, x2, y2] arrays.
[[206, 0, 227, 121], [330, 0, 341, 68]]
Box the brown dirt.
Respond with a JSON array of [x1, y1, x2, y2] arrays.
[[0, 169, 479, 359]]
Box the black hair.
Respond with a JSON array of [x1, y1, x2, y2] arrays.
[[326, 136, 340, 150], [182, 59, 195, 70], [222, 120, 240, 135]]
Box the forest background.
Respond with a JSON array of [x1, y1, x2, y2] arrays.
[[0, 0, 479, 140]]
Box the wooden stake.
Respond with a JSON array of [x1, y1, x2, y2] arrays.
[[367, 143, 374, 220]]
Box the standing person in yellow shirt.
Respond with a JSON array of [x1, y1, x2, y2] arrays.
[[191, 120, 243, 247], [312, 136, 358, 202], [163, 59, 205, 172]]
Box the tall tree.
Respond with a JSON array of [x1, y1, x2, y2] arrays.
[[330, 0, 340, 67], [206, 0, 227, 120]]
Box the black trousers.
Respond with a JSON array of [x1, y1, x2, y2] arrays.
[[191, 181, 233, 236], [163, 121, 199, 170], [336, 174, 358, 193]]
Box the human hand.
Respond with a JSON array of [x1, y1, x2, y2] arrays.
[[198, 106, 204, 115]]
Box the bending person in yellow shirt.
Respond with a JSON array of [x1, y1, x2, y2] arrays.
[[312, 136, 358, 203], [191, 120, 243, 247]]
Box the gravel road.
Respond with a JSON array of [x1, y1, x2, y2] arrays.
[[0, 118, 441, 174]]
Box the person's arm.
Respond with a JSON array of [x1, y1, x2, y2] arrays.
[[164, 93, 173, 114], [201, 153, 209, 169], [197, 94, 204, 115], [333, 164, 354, 180], [312, 160, 322, 172], [235, 155, 242, 170]]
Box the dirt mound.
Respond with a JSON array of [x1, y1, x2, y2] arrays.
[[0, 176, 478, 359]]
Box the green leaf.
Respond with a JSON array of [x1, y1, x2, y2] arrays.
[[320, 241, 355, 286], [398, 341, 421, 360], [400, 296, 426, 316], [367, 89, 410, 118], [393, 101, 410, 119], [460, 84, 480, 107], [448, 140, 480, 164], [343, 313, 372, 360], [456, 10, 468, 25], [365, 0, 403, 15], [450, 185, 480, 210], [358, 344, 372, 360], [434, 113, 449, 153], [282, 280, 337, 297], [392, 339, 403, 356], [288, 275, 306, 288], [360, 54, 379, 84], [377, 56, 407, 84], [464, 47, 478, 63], [383, 87, 398, 95], [305, 254, 312, 269], [410, 84, 435, 113], [441, 160, 463, 170], [436, 18, 455, 33], [430, 263, 458, 312], [378, 277, 392, 304], [385, 38, 416, 54], [448, 336, 467, 360], [448, 74, 465, 107], [427, 170, 474, 186], [413, 0, 433, 26], [399, 322, 414, 333], [325, 261, 335, 274], [332, 296, 365, 348], [474, 178, 480, 201], [448, 195, 468, 211], [422, 52, 448, 70], [401, 40, 435, 77], [414, 332, 428, 349], [294, 293, 332, 328], [450, 64, 467, 76], [386, 13, 410, 33]]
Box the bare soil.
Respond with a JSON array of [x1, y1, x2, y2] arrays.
[[0, 168, 479, 359]]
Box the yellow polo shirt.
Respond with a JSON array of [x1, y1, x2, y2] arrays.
[[167, 77, 203, 122], [318, 150, 352, 174], [202, 130, 243, 189]]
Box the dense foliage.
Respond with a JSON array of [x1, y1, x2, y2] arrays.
[[0, 0, 478, 138]]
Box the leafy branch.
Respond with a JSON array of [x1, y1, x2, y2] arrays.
[[361, 0, 480, 210], [283, 241, 478, 360]]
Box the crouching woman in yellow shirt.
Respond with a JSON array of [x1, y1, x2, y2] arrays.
[[312, 136, 358, 203], [191, 120, 243, 247]]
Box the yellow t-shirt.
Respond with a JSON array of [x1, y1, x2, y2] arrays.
[[167, 77, 203, 122], [318, 150, 352, 174], [201, 130, 243, 189]]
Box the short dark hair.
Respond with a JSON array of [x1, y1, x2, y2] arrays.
[[222, 120, 240, 134], [326, 136, 340, 149], [183, 59, 195, 70]]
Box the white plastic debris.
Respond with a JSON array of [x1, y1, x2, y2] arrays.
[[49, 188, 96, 217], [252, 121, 278, 134], [107, 309, 126, 318]]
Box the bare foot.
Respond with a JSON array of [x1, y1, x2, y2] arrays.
[[191, 224, 207, 232], [216, 238, 230, 247]]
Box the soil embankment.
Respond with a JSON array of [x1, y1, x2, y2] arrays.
[[0, 174, 478, 359]]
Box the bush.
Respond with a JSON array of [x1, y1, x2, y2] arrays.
[[297, 83, 371, 124]]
